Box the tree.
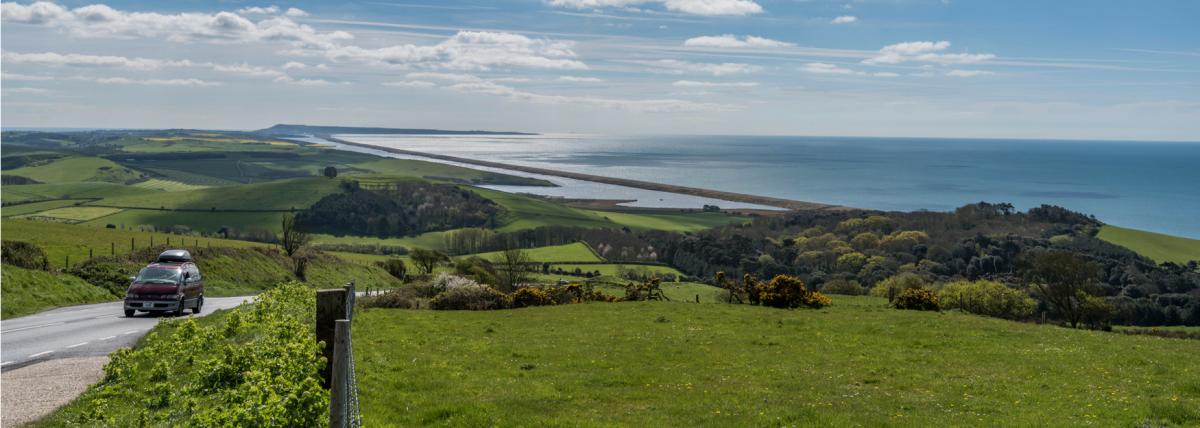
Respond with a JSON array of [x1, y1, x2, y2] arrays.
[[323, 166, 338, 179], [279, 214, 310, 257], [497, 247, 531, 292], [1020, 250, 1101, 328], [376, 258, 408, 281], [410, 248, 449, 275]]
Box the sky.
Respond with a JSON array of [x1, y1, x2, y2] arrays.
[[1, 0, 1198, 140]]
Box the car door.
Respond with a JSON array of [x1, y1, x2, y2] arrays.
[[184, 265, 199, 302]]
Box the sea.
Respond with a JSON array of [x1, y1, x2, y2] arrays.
[[315, 134, 1200, 239]]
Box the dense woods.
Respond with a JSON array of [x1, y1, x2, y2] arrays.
[[295, 180, 501, 237], [463, 202, 1198, 326]]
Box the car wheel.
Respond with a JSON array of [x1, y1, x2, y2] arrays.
[[193, 297, 203, 314], [174, 299, 186, 317], [125, 309, 135, 318]]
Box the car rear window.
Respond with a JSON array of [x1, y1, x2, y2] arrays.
[[135, 266, 181, 283]]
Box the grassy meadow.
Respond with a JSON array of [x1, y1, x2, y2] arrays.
[[1, 266, 117, 318], [354, 297, 1200, 427], [1, 219, 265, 269], [1098, 225, 1200, 264]]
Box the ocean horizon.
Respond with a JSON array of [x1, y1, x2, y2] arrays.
[[334, 134, 1200, 239]]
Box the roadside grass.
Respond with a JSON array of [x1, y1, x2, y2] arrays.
[[354, 297, 1200, 427], [1098, 225, 1200, 264], [17, 206, 123, 223], [0, 199, 88, 217], [6, 156, 141, 184], [1, 266, 117, 319]]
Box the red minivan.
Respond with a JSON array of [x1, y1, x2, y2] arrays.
[[123, 250, 205, 317]]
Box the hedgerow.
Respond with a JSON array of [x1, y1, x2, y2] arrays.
[[40, 282, 327, 427]]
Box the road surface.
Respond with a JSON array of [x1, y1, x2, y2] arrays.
[[1, 296, 251, 371]]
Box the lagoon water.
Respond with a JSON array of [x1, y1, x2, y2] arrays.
[[334, 134, 1200, 238]]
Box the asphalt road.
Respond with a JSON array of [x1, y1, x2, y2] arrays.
[[1, 296, 251, 371]]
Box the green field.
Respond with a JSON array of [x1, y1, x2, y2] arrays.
[[1, 199, 88, 217], [475, 188, 749, 233], [6, 156, 142, 184], [1098, 225, 1200, 264], [0, 182, 147, 204], [87, 176, 343, 211], [1, 266, 117, 319], [17, 206, 124, 223], [354, 297, 1200, 427], [470, 242, 603, 263], [130, 178, 213, 192], [2, 219, 265, 269]]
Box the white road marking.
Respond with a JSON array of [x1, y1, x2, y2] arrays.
[[1, 361, 13, 366], [28, 351, 53, 358], [99, 335, 116, 341], [66, 342, 89, 349], [1, 322, 65, 334], [122, 330, 138, 335], [93, 315, 117, 319]]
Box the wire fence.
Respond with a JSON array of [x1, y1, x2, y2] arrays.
[[324, 280, 362, 428]]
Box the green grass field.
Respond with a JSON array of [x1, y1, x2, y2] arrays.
[[1, 199, 88, 217], [2, 219, 265, 269], [474, 188, 748, 233], [6, 156, 142, 184], [1, 266, 117, 319], [0, 182, 148, 204], [87, 176, 343, 211], [354, 297, 1200, 427], [470, 242, 603, 263], [17, 206, 124, 223], [1098, 225, 1200, 264], [130, 178, 212, 192]]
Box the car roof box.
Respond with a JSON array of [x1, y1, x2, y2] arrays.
[[156, 249, 192, 263]]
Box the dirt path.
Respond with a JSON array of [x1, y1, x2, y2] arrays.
[[1, 357, 107, 427]]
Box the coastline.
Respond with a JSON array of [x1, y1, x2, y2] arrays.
[[322, 135, 848, 212]]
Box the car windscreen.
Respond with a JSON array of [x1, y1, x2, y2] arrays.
[[135, 267, 181, 284]]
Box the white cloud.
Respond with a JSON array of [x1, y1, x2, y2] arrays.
[[87, 77, 221, 86], [211, 63, 285, 78], [863, 41, 994, 65], [1, 2, 352, 49], [945, 69, 994, 77], [872, 72, 899, 77], [831, 15, 857, 24], [1, 51, 185, 69], [237, 6, 280, 15], [1, 72, 53, 80], [800, 62, 862, 75], [448, 80, 733, 112], [282, 61, 308, 70], [636, 59, 761, 76], [284, 8, 308, 17], [3, 87, 50, 94], [683, 34, 792, 48], [545, 0, 762, 16], [405, 72, 483, 82], [273, 75, 339, 86], [384, 80, 436, 87], [559, 76, 604, 82], [672, 80, 757, 87], [321, 31, 587, 71]]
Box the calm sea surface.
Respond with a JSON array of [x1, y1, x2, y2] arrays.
[[332, 134, 1200, 238]]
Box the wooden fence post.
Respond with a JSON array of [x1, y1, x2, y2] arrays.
[[316, 288, 348, 388], [329, 319, 351, 428], [111, 242, 115, 256], [131, 237, 135, 252]]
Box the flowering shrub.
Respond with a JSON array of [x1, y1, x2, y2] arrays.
[[51, 282, 327, 427], [429, 279, 511, 310], [756, 274, 830, 309], [892, 287, 940, 311], [513, 287, 554, 307], [431, 272, 484, 292]]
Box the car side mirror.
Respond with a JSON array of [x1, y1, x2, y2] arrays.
[[129, 276, 136, 282]]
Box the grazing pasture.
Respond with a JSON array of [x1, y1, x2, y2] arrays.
[[1098, 225, 1200, 265]]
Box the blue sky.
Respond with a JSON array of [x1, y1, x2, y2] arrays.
[[2, 0, 1197, 140]]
